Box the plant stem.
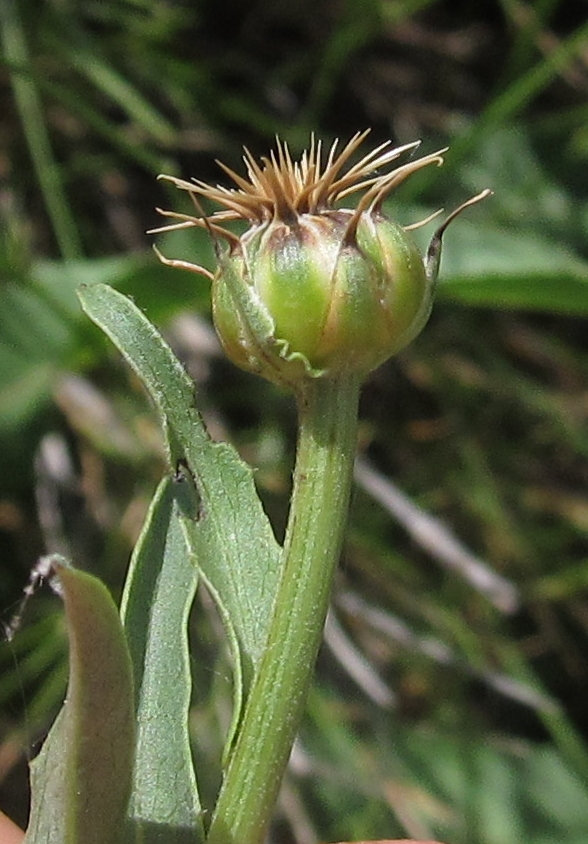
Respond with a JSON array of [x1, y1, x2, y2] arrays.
[[206, 374, 361, 844]]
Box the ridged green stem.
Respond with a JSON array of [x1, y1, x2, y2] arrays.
[[206, 374, 361, 844]]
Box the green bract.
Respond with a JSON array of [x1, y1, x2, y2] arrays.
[[152, 131, 489, 390], [213, 211, 432, 383]]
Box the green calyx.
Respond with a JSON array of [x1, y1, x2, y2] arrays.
[[152, 132, 491, 392], [212, 210, 434, 388]]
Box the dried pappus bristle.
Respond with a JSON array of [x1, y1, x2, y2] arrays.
[[153, 132, 446, 242]]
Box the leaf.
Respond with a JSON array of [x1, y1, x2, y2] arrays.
[[436, 222, 588, 314], [120, 477, 204, 844], [24, 559, 134, 844], [78, 283, 282, 717], [34, 248, 212, 326], [0, 247, 212, 440], [0, 280, 75, 436]]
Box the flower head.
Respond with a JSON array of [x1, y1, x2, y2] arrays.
[[152, 131, 489, 390]]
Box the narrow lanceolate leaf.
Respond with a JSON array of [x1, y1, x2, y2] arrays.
[[78, 283, 281, 710], [24, 558, 134, 844], [120, 477, 204, 844]]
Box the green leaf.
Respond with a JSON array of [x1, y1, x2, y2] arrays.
[[0, 248, 212, 481], [0, 0, 82, 259], [33, 248, 212, 326], [120, 477, 204, 844], [0, 279, 75, 436], [78, 283, 281, 721], [24, 558, 135, 844], [64, 43, 176, 145], [436, 222, 588, 314]]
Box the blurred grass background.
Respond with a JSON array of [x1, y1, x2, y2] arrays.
[[1, 0, 588, 841]]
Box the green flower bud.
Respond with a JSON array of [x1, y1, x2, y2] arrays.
[[152, 132, 489, 390]]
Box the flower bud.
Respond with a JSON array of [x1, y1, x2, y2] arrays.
[[152, 132, 489, 390]]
